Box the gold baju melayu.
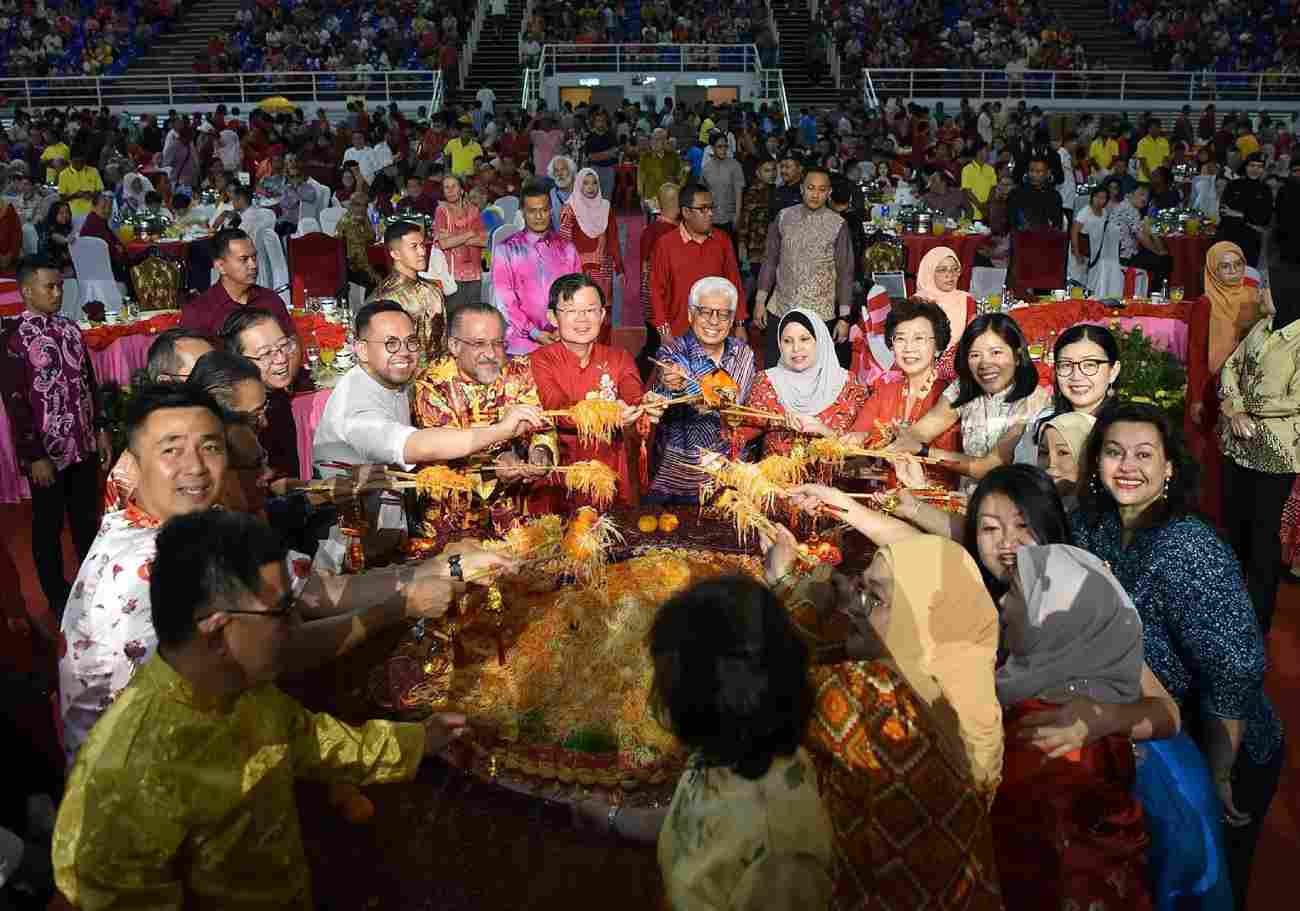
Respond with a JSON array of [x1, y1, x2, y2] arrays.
[[366, 270, 447, 362], [52, 654, 425, 911]]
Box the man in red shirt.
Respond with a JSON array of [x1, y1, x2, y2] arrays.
[[179, 228, 294, 339], [78, 192, 133, 282], [649, 181, 745, 345], [636, 181, 680, 367]]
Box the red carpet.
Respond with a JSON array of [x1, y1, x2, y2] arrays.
[[3, 502, 1295, 908]]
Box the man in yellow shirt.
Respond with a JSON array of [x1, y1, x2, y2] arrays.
[[40, 133, 71, 184], [960, 141, 998, 219], [1135, 120, 1170, 184], [52, 508, 471, 911], [1089, 126, 1120, 172], [442, 124, 484, 178], [56, 151, 105, 218], [1236, 123, 1260, 159]]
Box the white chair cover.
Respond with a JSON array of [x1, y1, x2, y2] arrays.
[[255, 227, 291, 304], [294, 217, 322, 238], [319, 207, 346, 236], [303, 178, 330, 223], [493, 195, 519, 226], [969, 267, 1007, 300], [238, 206, 276, 238], [421, 246, 458, 295], [71, 213, 88, 236], [69, 236, 124, 312]]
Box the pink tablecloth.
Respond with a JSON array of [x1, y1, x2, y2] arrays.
[[1078, 315, 1187, 362], [291, 388, 333, 482]]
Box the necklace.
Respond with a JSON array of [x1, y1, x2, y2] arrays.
[[900, 368, 936, 424]]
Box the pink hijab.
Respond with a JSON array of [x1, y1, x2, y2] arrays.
[[567, 166, 612, 239], [916, 246, 971, 348]]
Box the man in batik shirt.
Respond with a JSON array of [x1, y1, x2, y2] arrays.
[[367, 220, 446, 362], [411, 301, 558, 539]]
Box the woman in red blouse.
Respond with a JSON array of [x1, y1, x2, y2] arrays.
[[559, 167, 623, 345], [736, 309, 868, 457], [845, 298, 961, 488]]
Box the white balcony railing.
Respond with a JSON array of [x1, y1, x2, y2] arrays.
[[863, 68, 1300, 105], [0, 69, 441, 111]]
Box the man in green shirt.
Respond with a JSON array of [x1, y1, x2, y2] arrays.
[[638, 128, 684, 222]]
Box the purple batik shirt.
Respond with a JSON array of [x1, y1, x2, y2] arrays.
[[491, 228, 582, 355], [0, 311, 102, 474]]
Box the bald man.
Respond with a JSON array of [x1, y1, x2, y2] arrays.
[[638, 128, 684, 223]]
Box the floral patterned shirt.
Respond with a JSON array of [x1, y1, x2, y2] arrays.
[[0, 311, 102, 473], [59, 504, 313, 766], [1219, 316, 1300, 474]]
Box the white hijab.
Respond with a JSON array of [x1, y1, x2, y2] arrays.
[[763, 308, 849, 416], [217, 130, 242, 171]]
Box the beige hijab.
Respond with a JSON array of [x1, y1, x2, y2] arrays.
[[1042, 411, 1096, 462], [915, 246, 970, 349], [877, 536, 1004, 789]]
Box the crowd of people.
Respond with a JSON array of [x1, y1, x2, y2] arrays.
[[0, 81, 1296, 911], [522, 0, 764, 47], [0, 0, 178, 78], [1119, 0, 1300, 74]]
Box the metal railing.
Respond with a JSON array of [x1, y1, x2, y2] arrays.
[[460, 0, 491, 89], [535, 43, 764, 75], [863, 68, 1300, 105], [0, 70, 442, 110]]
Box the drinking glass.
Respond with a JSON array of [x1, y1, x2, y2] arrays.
[[320, 347, 336, 368], [305, 342, 321, 370], [1169, 286, 1185, 303], [988, 293, 1003, 312]]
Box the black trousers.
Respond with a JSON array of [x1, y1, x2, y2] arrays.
[[28, 457, 100, 620], [1122, 249, 1173, 292], [762, 313, 851, 371], [1221, 459, 1294, 635]]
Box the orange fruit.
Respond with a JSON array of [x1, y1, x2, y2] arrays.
[[637, 514, 659, 533], [658, 512, 680, 533]]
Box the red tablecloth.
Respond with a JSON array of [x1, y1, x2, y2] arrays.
[[1163, 234, 1214, 300], [902, 232, 987, 292]]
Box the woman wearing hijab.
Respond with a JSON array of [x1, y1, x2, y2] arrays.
[[1034, 411, 1095, 503], [558, 166, 623, 344], [1218, 153, 1271, 266], [993, 544, 1155, 911], [760, 529, 1004, 910], [115, 172, 153, 226], [1217, 231, 1300, 635], [734, 308, 868, 457], [914, 245, 977, 379], [1186, 241, 1261, 526]]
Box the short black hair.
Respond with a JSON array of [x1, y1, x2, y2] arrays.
[[384, 219, 424, 247], [172, 192, 192, 209], [187, 350, 263, 413], [355, 299, 412, 337], [145, 328, 213, 382], [963, 464, 1072, 595], [15, 257, 58, 287], [1077, 401, 1199, 522], [212, 228, 251, 260], [448, 300, 506, 337], [648, 575, 811, 780], [151, 510, 288, 649], [520, 179, 549, 205], [950, 313, 1040, 408], [1050, 324, 1120, 416], [547, 272, 605, 312], [802, 166, 832, 185], [218, 306, 281, 354], [884, 297, 952, 353], [123, 381, 226, 453], [678, 181, 710, 210]]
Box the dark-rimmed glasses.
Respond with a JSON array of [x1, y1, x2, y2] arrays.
[[362, 335, 422, 354], [247, 338, 298, 364], [1055, 358, 1109, 377]]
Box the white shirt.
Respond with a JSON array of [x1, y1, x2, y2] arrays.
[[476, 86, 497, 114], [343, 145, 379, 183], [371, 141, 396, 174], [312, 365, 418, 533]]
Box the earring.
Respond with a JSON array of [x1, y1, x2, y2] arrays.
[[1163, 476, 1170, 499], [1090, 475, 1101, 495]]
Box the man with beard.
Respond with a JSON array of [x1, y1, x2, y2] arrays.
[[410, 301, 559, 538]]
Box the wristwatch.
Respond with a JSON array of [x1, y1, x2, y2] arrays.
[[447, 554, 463, 581], [917, 443, 931, 458]]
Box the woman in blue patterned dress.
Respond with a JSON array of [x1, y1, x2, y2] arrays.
[[1070, 402, 1283, 911]]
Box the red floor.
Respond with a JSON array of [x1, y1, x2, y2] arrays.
[[3, 502, 1296, 908]]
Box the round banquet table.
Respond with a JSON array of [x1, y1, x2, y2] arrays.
[[1004, 297, 1189, 361], [902, 232, 987, 292], [1162, 233, 1214, 300]]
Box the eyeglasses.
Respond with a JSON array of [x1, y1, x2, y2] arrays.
[[450, 336, 508, 354], [362, 335, 421, 353], [247, 337, 298, 363], [691, 306, 734, 323], [200, 593, 298, 625], [1055, 358, 1109, 377], [554, 307, 603, 319], [893, 334, 935, 350], [684, 204, 716, 212]]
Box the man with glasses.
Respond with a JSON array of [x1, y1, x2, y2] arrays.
[[58, 383, 513, 767], [494, 181, 582, 355], [220, 308, 305, 486], [179, 228, 295, 339], [314, 301, 548, 535], [753, 167, 855, 368], [53, 509, 470, 909], [412, 301, 559, 538], [649, 182, 746, 346]]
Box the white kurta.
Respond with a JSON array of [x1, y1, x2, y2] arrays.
[[1073, 206, 1124, 299]]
